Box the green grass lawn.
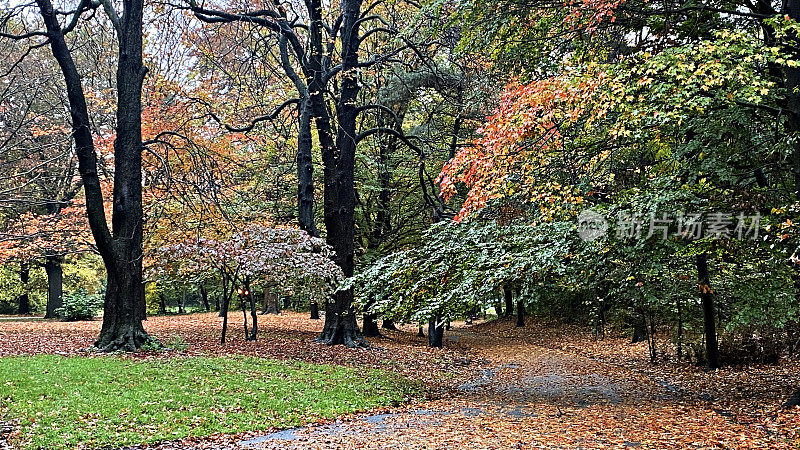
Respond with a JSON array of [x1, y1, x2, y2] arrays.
[[0, 355, 418, 449]]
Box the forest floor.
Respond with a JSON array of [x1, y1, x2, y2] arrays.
[[1, 312, 798, 449]]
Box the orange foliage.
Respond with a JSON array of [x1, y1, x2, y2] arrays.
[[438, 75, 605, 220], [0, 201, 93, 262]]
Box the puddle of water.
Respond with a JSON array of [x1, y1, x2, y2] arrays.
[[505, 408, 537, 418], [363, 413, 393, 424], [461, 407, 485, 417], [240, 428, 300, 445], [575, 385, 622, 406]]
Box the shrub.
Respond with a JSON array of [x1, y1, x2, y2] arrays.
[[57, 289, 103, 321]]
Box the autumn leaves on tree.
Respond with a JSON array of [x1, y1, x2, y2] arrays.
[[4, 0, 800, 368], [1, 0, 453, 349]]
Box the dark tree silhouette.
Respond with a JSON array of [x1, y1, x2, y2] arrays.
[[3, 0, 156, 350]]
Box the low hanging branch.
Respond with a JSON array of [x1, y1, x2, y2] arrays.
[[197, 98, 302, 133], [355, 124, 446, 217]]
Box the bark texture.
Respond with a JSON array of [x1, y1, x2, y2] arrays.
[[315, 0, 367, 348], [44, 255, 63, 319], [428, 316, 444, 348], [504, 287, 514, 318], [200, 285, 210, 311], [362, 314, 381, 337], [36, 0, 155, 351], [262, 290, 280, 314], [17, 264, 30, 315], [697, 253, 720, 369]]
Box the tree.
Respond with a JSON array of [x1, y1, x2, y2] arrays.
[[16, 263, 30, 314], [151, 224, 343, 342], [185, 0, 439, 346], [436, 1, 800, 367], [350, 220, 575, 347], [0, 201, 95, 317], [2, 0, 156, 350], [0, 23, 104, 319]]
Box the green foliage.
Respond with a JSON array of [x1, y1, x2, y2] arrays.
[[62, 255, 105, 297], [0, 255, 104, 315], [0, 265, 46, 314], [395, 1, 800, 361], [0, 355, 418, 449], [56, 288, 103, 321], [350, 219, 578, 323]]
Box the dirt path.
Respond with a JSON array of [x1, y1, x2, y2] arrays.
[[231, 327, 786, 449]]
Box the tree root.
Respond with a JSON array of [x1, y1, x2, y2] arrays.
[[315, 328, 370, 348], [93, 325, 160, 352]]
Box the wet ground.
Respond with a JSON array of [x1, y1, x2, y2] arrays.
[[234, 330, 682, 449]]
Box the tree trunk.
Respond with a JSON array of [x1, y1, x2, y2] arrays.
[[178, 290, 186, 314], [317, 295, 364, 347], [218, 270, 226, 317], [516, 299, 525, 327], [677, 296, 684, 360], [782, 2, 800, 403], [362, 313, 381, 337], [44, 255, 63, 319], [697, 253, 720, 370], [783, 0, 800, 196], [93, 0, 153, 351], [296, 99, 317, 237], [248, 293, 258, 340], [503, 286, 514, 318], [632, 317, 648, 343], [382, 319, 397, 330], [309, 300, 320, 319], [158, 293, 167, 315], [417, 326, 424, 337], [645, 308, 658, 363], [369, 108, 399, 250], [262, 290, 280, 314], [220, 273, 231, 344], [36, 0, 154, 351], [315, 0, 367, 348], [17, 263, 30, 315], [428, 316, 444, 348], [95, 270, 151, 351], [247, 278, 257, 341], [139, 283, 147, 321], [241, 294, 249, 340], [200, 285, 210, 312]]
